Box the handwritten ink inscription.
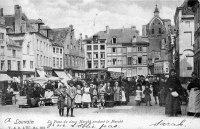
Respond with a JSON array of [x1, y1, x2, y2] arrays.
[[149, 119, 187, 127], [4, 118, 34, 124], [46, 119, 123, 129]]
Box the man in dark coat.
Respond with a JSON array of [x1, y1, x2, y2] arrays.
[[105, 81, 114, 102], [165, 69, 183, 116], [152, 76, 159, 105]]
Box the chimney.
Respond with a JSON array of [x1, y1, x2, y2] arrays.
[[85, 35, 88, 39], [14, 5, 22, 18], [14, 5, 22, 33], [106, 25, 109, 34], [0, 8, 3, 17]]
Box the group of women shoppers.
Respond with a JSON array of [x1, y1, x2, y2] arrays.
[[55, 79, 130, 117]]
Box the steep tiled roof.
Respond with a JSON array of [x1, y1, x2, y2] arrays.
[[84, 27, 139, 44], [29, 19, 44, 24], [49, 28, 69, 47], [107, 28, 139, 44], [40, 25, 51, 30], [133, 36, 149, 45], [4, 15, 15, 27]]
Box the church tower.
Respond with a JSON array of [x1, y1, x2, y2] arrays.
[[154, 4, 159, 17]]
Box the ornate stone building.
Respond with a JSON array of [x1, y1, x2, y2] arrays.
[[143, 5, 172, 75], [187, 0, 200, 77], [50, 26, 85, 78], [174, 0, 194, 78]]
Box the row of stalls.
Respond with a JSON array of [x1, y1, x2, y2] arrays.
[[0, 74, 15, 105], [0, 69, 74, 106]]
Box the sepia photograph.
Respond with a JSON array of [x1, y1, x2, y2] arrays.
[[0, 0, 200, 129]]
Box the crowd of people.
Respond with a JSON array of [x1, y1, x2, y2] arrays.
[[54, 78, 132, 117], [3, 69, 200, 118]]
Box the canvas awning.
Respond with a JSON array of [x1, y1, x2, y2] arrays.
[[36, 70, 46, 77], [0, 74, 13, 81], [55, 71, 71, 81], [67, 73, 73, 80]]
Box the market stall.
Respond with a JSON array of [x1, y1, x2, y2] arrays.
[[0, 74, 13, 105]]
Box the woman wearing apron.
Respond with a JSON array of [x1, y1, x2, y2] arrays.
[[82, 83, 91, 108], [187, 72, 200, 117]]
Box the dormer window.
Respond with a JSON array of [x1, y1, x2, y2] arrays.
[[112, 37, 117, 44], [132, 36, 136, 42]]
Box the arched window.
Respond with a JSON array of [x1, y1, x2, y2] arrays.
[[159, 28, 162, 34], [112, 37, 117, 43], [152, 29, 154, 34]]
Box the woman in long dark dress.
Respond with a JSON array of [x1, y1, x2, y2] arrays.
[[165, 69, 183, 116], [187, 72, 200, 117]]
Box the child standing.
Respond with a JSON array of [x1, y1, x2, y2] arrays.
[[143, 85, 152, 106], [65, 81, 77, 117], [82, 83, 91, 108], [91, 85, 98, 108], [55, 85, 66, 116], [98, 83, 106, 108], [121, 87, 126, 105], [75, 85, 82, 108], [135, 86, 142, 106]]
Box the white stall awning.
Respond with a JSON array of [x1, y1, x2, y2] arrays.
[[108, 68, 122, 73], [55, 71, 71, 81], [0, 74, 13, 81], [36, 70, 46, 77]]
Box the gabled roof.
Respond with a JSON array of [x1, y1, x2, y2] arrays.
[[49, 28, 69, 47], [29, 19, 44, 24], [107, 28, 139, 43], [84, 27, 139, 44], [40, 25, 51, 30], [134, 36, 149, 45], [4, 15, 15, 27]]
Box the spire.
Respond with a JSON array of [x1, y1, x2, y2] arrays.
[[154, 4, 159, 16]]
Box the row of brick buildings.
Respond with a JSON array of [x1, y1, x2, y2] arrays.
[[84, 5, 175, 79], [0, 5, 85, 82], [1, 3, 191, 82], [84, 26, 149, 79]]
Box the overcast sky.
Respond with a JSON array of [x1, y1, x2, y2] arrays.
[[0, 0, 185, 38]]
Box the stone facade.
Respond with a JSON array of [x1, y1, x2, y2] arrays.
[[0, 7, 23, 80], [84, 26, 150, 77], [187, 0, 200, 77], [50, 26, 85, 78], [2, 5, 53, 78], [143, 5, 172, 75], [174, 1, 194, 78]]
